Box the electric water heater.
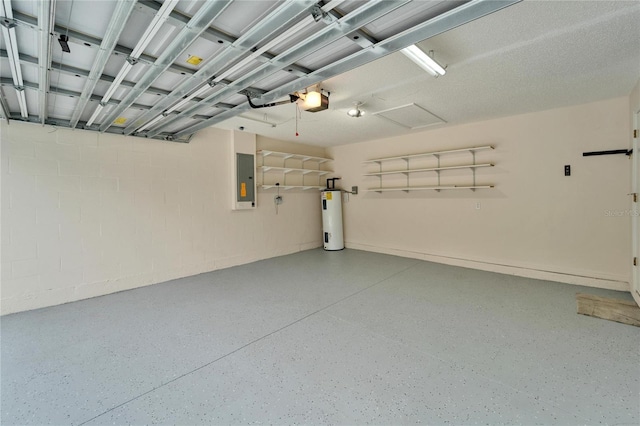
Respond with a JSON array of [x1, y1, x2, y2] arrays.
[[321, 180, 344, 250]]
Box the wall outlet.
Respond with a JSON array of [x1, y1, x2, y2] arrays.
[[274, 195, 283, 205], [352, 186, 358, 195], [475, 202, 481, 210]]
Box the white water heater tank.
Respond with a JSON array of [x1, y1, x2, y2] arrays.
[[321, 190, 344, 250]]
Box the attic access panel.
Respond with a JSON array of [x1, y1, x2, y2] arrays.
[[373, 103, 445, 129]]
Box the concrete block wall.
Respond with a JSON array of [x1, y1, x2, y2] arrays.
[[1, 122, 322, 314]]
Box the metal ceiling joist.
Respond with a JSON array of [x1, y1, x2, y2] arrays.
[[98, 0, 233, 133], [0, 77, 220, 125], [69, 0, 136, 128], [124, 0, 316, 136], [325, 5, 378, 49], [0, 48, 244, 107], [0, 87, 10, 124], [37, 0, 54, 124], [1, 0, 28, 118], [175, 0, 522, 138], [1, 77, 145, 110], [2, 48, 170, 97], [4, 112, 194, 142], [11, 10, 200, 79], [138, 0, 312, 78], [145, 0, 409, 138]]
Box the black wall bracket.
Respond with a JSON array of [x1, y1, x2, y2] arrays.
[[582, 149, 632, 157]]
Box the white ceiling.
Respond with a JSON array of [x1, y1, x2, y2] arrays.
[[1, 0, 638, 147], [219, 0, 640, 147]]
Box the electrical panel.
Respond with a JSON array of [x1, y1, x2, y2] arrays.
[[236, 153, 255, 205], [231, 130, 257, 210]]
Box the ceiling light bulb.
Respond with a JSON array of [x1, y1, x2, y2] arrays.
[[347, 102, 364, 118], [347, 108, 362, 118], [304, 91, 322, 108]]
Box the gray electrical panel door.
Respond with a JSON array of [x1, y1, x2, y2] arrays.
[[236, 153, 255, 204]]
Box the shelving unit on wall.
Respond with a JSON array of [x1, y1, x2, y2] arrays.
[[257, 150, 333, 190], [363, 145, 494, 193]]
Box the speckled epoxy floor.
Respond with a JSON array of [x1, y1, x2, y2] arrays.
[[2, 249, 639, 425]]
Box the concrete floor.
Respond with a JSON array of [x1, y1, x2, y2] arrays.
[[1, 249, 639, 425]]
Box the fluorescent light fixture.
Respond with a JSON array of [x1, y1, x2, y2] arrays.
[[85, 103, 104, 127], [135, 114, 164, 133], [137, 81, 213, 132], [102, 62, 133, 102], [15, 88, 28, 118], [401, 45, 446, 77], [38, 0, 55, 124], [131, 0, 179, 58], [164, 83, 211, 115], [1, 0, 28, 118]]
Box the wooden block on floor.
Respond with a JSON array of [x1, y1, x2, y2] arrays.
[[576, 293, 640, 327]]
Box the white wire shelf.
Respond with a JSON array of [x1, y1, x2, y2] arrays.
[[363, 145, 494, 164], [363, 163, 493, 176], [261, 185, 325, 190], [259, 166, 331, 175], [368, 185, 494, 193], [258, 150, 332, 163]]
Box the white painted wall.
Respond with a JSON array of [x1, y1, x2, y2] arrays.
[[1, 123, 323, 314], [329, 97, 631, 291]]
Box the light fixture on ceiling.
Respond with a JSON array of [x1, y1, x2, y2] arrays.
[[1, 0, 28, 118], [347, 102, 364, 118], [135, 114, 165, 133], [298, 85, 329, 112], [401, 45, 446, 77]]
